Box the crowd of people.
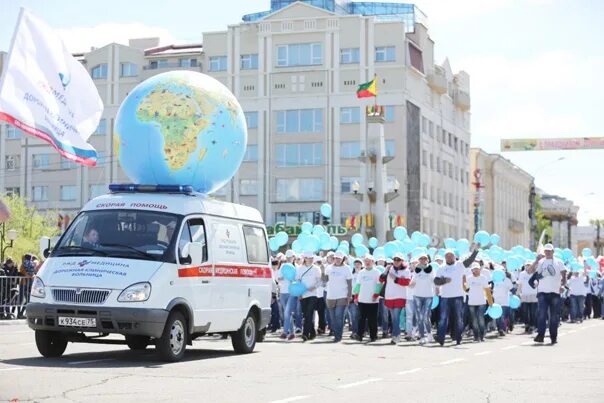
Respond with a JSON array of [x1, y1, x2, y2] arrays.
[[0, 254, 40, 319], [267, 243, 604, 345]]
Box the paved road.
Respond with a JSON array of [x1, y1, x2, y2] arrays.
[[1, 320, 603, 403]]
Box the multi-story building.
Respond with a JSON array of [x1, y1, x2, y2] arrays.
[[0, 0, 473, 240], [540, 191, 579, 251], [470, 148, 533, 249]]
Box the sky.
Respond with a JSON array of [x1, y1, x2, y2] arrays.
[[0, 0, 602, 224]]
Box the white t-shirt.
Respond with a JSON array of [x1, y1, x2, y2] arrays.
[[411, 270, 436, 298], [568, 275, 588, 296], [518, 271, 537, 298], [493, 277, 513, 306], [384, 267, 411, 300], [355, 268, 381, 304], [325, 264, 353, 300], [436, 262, 467, 298], [535, 258, 566, 294], [466, 274, 489, 306], [296, 265, 322, 299]]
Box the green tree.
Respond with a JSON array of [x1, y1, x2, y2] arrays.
[[1, 195, 60, 263], [534, 194, 552, 245]]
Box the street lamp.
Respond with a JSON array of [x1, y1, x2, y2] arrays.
[[0, 223, 18, 262]]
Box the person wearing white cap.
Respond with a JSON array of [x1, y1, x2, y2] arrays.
[[375, 256, 389, 338], [410, 253, 436, 344], [352, 255, 382, 342], [518, 261, 538, 334], [296, 252, 322, 341], [381, 252, 412, 344], [348, 257, 364, 339], [323, 251, 353, 342], [465, 262, 493, 342], [493, 268, 514, 337], [434, 244, 479, 346], [277, 250, 300, 340], [529, 243, 567, 344]]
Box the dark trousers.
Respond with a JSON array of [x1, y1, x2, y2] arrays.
[[358, 303, 378, 341], [315, 296, 326, 331], [269, 294, 280, 331], [522, 302, 538, 330], [537, 292, 561, 341], [300, 296, 317, 338], [584, 294, 593, 318], [591, 295, 602, 318]]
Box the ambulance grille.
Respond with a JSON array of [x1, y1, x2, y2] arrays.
[[52, 288, 110, 305]]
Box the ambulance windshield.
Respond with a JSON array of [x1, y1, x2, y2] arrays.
[[53, 210, 181, 262]]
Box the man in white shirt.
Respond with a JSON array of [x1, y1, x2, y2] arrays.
[[529, 243, 567, 344], [465, 262, 493, 342], [410, 254, 436, 344], [353, 255, 382, 342], [296, 251, 322, 341], [518, 262, 538, 334], [324, 251, 352, 342], [434, 245, 479, 346], [567, 270, 588, 323]]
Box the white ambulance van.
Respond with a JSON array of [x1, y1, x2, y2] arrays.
[[27, 184, 272, 362]]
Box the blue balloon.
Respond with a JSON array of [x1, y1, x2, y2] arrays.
[[511, 245, 524, 256], [570, 261, 583, 272], [368, 237, 379, 249], [509, 295, 521, 309], [416, 233, 430, 247], [351, 233, 364, 248], [291, 240, 302, 253], [288, 281, 307, 297], [428, 247, 437, 259], [280, 263, 296, 281], [486, 303, 503, 319], [444, 238, 456, 249], [411, 247, 427, 259], [301, 222, 313, 234], [492, 269, 506, 283], [329, 236, 339, 250], [582, 248, 593, 258], [393, 226, 408, 241], [588, 270, 598, 279], [276, 231, 289, 247], [431, 296, 439, 309], [401, 238, 415, 254], [337, 246, 350, 255], [473, 230, 490, 247], [313, 225, 325, 235], [320, 203, 332, 218], [507, 255, 524, 272], [373, 247, 386, 259], [340, 240, 350, 248], [384, 242, 399, 258], [586, 256, 599, 270], [490, 234, 500, 246], [411, 231, 423, 246], [269, 237, 280, 252], [456, 239, 470, 255], [304, 236, 320, 253], [430, 262, 440, 271], [562, 248, 574, 263], [355, 245, 369, 257]]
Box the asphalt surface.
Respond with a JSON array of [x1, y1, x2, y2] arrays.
[[1, 319, 603, 403]]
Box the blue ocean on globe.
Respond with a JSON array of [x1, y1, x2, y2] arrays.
[[114, 70, 247, 194]]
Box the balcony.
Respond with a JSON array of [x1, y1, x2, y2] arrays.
[[427, 66, 447, 94], [143, 62, 202, 71], [453, 89, 471, 111]]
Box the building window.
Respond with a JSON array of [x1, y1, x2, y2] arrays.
[[149, 59, 169, 69], [449, 193, 454, 208], [340, 141, 361, 159], [383, 106, 395, 122], [61, 158, 77, 169], [385, 140, 395, 157], [430, 186, 434, 202], [243, 144, 258, 162], [32, 186, 48, 202], [340, 47, 360, 64], [93, 118, 107, 135], [375, 46, 395, 62], [429, 121, 434, 137], [448, 163, 453, 178], [437, 189, 441, 205], [5, 125, 21, 139], [460, 168, 465, 184], [32, 154, 50, 169], [443, 192, 447, 207], [408, 42, 424, 73], [209, 56, 227, 72], [436, 157, 441, 173], [179, 58, 198, 68], [60, 185, 77, 201], [5, 155, 19, 170], [448, 132, 453, 147], [454, 136, 459, 152], [244, 112, 258, 129], [340, 107, 360, 124], [120, 63, 138, 77], [91, 64, 108, 79], [276, 178, 323, 202], [276, 43, 322, 67], [276, 109, 323, 133], [429, 153, 434, 170], [275, 143, 322, 167], [89, 184, 105, 199], [341, 176, 360, 193], [422, 150, 427, 167], [421, 117, 427, 134], [240, 54, 258, 70], [275, 212, 315, 226], [422, 182, 428, 199], [5, 187, 20, 197], [240, 179, 258, 196]]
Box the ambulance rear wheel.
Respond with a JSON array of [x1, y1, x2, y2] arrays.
[[232, 313, 257, 354], [156, 311, 187, 362], [126, 335, 150, 350], [35, 330, 68, 358]]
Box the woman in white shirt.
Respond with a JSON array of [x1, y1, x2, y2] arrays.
[[347, 257, 363, 339], [353, 255, 382, 342], [296, 251, 322, 342], [323, 251, 352, 342], [518, 263, 538, 333], [410, 254, 436, 344], [567, 271, 588, 323], [493, 271, 514, 336]]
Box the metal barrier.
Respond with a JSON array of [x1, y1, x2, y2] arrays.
[[0, 276, 33, 320]]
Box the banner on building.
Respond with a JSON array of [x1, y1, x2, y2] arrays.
[[266, 223, 348, 237], [0, 8, 103, 166], [501, 137, 604, 152]]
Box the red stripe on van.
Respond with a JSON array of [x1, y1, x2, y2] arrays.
[[178, 265, 271, 279]]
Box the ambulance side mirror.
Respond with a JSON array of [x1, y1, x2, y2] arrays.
[[39, 236, 51, 258], [183, 242, 203, 264]]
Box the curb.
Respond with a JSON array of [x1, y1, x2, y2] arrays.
[[0, 319, 27, 326]]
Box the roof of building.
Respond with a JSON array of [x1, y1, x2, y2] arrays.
[[144, 43, 203, 57]]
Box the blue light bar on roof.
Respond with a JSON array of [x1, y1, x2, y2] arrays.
[[109, 184, 193, 194]]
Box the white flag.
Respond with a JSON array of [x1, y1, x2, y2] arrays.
[[0, 8, 103, 166]]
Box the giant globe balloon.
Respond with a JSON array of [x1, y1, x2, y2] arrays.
[[115, 71, 247, 193]]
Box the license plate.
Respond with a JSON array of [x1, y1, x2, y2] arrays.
[[58, 317, 96, 328]]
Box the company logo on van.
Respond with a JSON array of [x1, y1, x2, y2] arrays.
[[226, 229, 231, 238]]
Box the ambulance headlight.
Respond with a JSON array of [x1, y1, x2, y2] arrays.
[[118, 282, 151, 302], [31, 277, 46, 298]]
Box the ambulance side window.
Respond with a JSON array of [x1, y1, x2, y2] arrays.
[[242, 226, 269, 264], [179, 218, 207, 264]]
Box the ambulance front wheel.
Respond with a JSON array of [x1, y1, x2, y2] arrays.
[[35, 330, 68, 358], [232, 313, 257, 354], [156, 311, 187, 362]]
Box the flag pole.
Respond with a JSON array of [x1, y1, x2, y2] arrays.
[[0, 7, 25, 92]]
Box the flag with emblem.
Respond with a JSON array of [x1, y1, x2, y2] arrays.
[[356, 77, 377, 98]]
